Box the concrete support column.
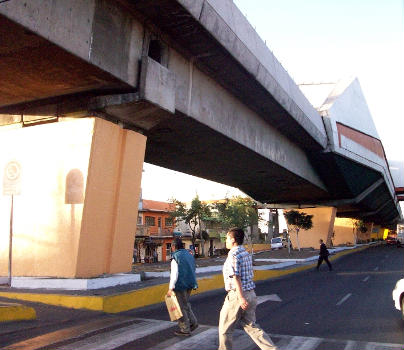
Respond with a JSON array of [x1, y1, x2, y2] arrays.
[[75, 118, 146, 277], [288, 207, 337, 249], [0, 117, 146, 278], [326, 207, 337, 247]]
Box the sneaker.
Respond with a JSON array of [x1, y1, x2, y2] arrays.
[[174, 330, 191, 337], [190, 324, 199, 332]]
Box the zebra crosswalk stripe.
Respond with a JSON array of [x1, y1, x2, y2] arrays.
[[5, 317, 404, 350], [276, 336, 322, 350], [56, 319, 174, 350], [343, 340, 356, 350], [157, 328, 218, 350], [363, 342, 404, 350]]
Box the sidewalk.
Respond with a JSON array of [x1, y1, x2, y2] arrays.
[[0, 243, 374, 323]]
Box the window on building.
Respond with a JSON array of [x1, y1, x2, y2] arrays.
[[145, 216, 155, 226], [165, 217, 173, 227], [148, 40, 162, 63], [137, 215, 142, 225], [158, 217, 162, 228]]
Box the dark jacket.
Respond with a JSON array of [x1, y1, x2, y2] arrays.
[[319, 243, 329, 257], [172, 249, 198, 291]]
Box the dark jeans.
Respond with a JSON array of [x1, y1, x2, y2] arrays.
[[175, 289, 197, 333], [317, 256, 332, 270]]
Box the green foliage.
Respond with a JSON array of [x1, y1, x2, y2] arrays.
[[169, 195, 260, 252], [359, 224, 368, 233], [169, 195, 212, 254], [284, 210, 313, 232], [169, 199, 187, 220], [352, 219, 368, 233], [213, 196, 259, 230], [284, 210, 313, 251], [170, 197, 210, 230], [197, 230, 210, 241]]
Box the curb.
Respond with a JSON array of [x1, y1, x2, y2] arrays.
[[0, 302, 36, 323], [0, 245, 372, 314]]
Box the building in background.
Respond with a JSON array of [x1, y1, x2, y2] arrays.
[[135, 198, 175, 263]]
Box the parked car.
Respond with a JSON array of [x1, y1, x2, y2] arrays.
[[392, 278, 404, 319], [386, 236, 398, 245], [271, 237, 283, 250]]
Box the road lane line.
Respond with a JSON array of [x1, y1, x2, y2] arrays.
[[343, 340, 356, 349], [256, 294, 282, 304], [362, 276, 370, 282], [374, 267, 379, 271], [336, 293, 352, 306]]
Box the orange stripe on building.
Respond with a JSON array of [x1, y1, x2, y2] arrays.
[[336, 122, 384, 158]]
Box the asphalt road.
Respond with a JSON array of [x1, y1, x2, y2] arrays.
[[130, 244, 404, 344], [2, 244, 402, 350]]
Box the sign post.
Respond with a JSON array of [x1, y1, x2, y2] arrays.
[[8, 194, 13, 286], [3, 161, 22, 286]]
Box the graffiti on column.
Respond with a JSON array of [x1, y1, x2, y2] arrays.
[[65, 169, 84, 204]]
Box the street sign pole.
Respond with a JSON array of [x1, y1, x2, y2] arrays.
[[8, 194, 13, 286], [3, 160, 21, 287]]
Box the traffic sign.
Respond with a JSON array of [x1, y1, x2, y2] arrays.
[[3, 160, 21, 195]]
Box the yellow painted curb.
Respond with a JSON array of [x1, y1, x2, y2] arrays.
[[0, 292, 104, 311], [0, 245, 372, 314], [104, 274, 225, 313], [0, 302, 36, 322]]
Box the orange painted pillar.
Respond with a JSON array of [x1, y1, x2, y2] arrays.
[[75, 118, 146, 277], [0, 117, 146, 278]]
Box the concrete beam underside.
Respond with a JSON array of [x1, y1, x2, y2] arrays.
[[0, 0, 398, 226]]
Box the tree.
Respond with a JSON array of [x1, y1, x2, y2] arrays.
[[213, 196, 260, 253], [284, 210, 313, 251], [351, 219, 367, 244], [169, 195, 212, 257]]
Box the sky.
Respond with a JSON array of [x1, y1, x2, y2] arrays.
[[141, 0, 404, 203]]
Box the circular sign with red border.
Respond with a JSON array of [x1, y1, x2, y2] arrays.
[[3, 161, 22, 195]]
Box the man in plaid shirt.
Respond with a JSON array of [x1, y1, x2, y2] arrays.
[[218, 228, 277, 350]]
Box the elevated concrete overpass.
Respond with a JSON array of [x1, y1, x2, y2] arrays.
[[0, 0, 401, 278], [0, 0, 329, 204]]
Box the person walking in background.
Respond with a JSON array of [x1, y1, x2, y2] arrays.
[[167, 238, 198, 336], [316, 239, 332, 271], [218, 228, 277, 350], [133, 247, 138, 264]]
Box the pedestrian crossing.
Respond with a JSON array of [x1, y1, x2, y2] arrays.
[[3, 316, 403, 350]]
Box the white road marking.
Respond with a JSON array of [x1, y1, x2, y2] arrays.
[[56, 319, 174, 350], [362, 276, 370, 282], [256, 294, 282, 304], [277, 336, 321, 350], [10, 316, 404, 350], [343, 340, 356, 349], [336, 293, 352, 306], [364, 341, 404, 349], [159, 328, 218, 350]]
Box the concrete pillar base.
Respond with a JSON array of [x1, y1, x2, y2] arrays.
[[7, 273, 141, 290]]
